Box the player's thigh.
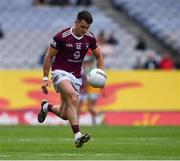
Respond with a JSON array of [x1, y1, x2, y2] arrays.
[[58, 80, 77, 101]]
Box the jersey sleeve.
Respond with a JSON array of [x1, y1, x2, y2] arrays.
[[50, 32, 62, 50], [89, 35, 98, 50]]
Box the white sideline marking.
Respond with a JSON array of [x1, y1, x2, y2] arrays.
[[139, 137, 168, 140], [0, 138, 72, 142], [0, 154, 10, 157], [38, 153, 121, 156], [0, 153, 121, 158], [18, 138, 72, 141], [98, 137, 168, 141]]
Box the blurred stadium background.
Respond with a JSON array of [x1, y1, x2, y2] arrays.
[[0, 0, 180, 126]]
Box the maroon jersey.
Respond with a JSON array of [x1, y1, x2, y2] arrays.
[[50, 27, 98, 78]]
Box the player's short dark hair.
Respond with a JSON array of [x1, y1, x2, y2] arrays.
[[77, 10, 93, 24]]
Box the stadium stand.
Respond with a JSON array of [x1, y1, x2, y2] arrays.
[[0, 0, 160, 69], [112, 0, 180, 53]]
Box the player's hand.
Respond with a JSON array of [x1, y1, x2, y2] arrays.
[[41, 80, 51, 95]]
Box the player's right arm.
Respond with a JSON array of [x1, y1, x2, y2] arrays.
[[42, 46, 58, 94]]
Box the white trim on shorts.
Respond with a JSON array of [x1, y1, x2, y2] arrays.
[[51, 70, 82, 95]]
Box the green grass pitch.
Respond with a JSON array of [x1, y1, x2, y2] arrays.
[[0, 125, 180, 160]]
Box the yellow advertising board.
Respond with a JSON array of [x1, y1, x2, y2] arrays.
[[0, 70, 180, 111]]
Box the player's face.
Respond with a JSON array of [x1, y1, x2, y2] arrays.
[[75, 20, 90, 37]]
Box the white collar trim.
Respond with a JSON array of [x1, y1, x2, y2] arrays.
[[70, 26, 83, 40]]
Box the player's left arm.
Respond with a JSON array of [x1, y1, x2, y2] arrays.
[[92, 47, 104, 70]]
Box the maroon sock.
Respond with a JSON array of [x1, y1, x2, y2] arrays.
[[47, 104, 53, 112], [71, 125, 80, 134]]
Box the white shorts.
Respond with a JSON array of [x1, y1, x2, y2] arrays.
[[51, 70, 82, 95]]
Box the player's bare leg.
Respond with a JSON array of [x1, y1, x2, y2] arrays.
[[48, 94, 68, 120], [89, 108, 96, 125], [88, 100, 97, 125], [58, 80, 91, 148], [88, 99, 104, 125]]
